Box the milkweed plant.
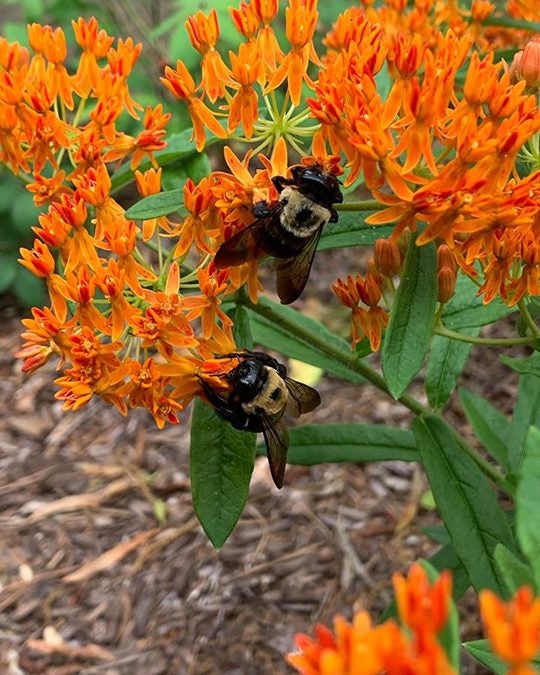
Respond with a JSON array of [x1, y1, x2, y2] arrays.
[[3, 0, 540, 671]]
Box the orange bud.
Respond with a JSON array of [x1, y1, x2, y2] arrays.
[[438, 266, 457, 303], [374, 237, 402, 276], [509, 38, 540, 88], [437, 244, 458, 272]]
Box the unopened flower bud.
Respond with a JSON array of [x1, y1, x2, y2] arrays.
[[437, 244, 458, 273], [508, 38, 540, 89], [437, 265, 457, 303], [374, 237, 402, 277]]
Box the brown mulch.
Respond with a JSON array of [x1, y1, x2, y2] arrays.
[[0, 294, 519, 675]]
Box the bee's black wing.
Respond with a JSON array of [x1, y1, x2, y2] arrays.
[[274, 226, 324, 304], [214, 203, 284, 268], [259, 412, 289, 489], [284, 378, 321, 418]]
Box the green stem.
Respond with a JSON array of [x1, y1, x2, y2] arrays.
[[335, 200, 384, 212], [237, 293, 511, 493], [518, 299, 540, 339], [436, 325, 535, 347]]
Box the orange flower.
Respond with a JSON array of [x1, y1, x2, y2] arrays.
[[333, 269, 388, 351], [228, 42, 262, 138], [267, 0, 320, 105], [185, 9, 235, 102], [480, 586, 540, 675], [71, 17, 114, 97], [161, 60, 226, 151], [183, 265, 234, 341], [169, 176, 219, 258], [288, 563, 455, 675]]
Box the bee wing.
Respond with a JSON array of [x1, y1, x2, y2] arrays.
[[274, 226, 324, 304], [284, 378, 321, 418], [214, 203, 284, 269], [260, 412, 289, 489]]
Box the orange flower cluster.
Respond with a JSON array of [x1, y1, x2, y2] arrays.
[[4, 19, 250, 427], [161, 0, 539, 352], [288, 565, 540, 675], [315, 11, 540, 316], [5, 0, 540, 422], [288, 563, 455, 674]]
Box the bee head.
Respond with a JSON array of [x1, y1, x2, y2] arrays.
[[292, 165, 343, 208]]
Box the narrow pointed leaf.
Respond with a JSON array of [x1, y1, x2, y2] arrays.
[[500, 353, 540, 378], [463, 640, 506, 674], [494, 543, 536, 594], [459, 388, 510, 468], [516, 426, 540, 589], [318, 212, 393, 250], [272, 423, 418, 464], [508, 375, 540, 471], [190, 399, 255, 548], [413, 415, 514, 595], [125, 189, 184, 219], [426, 328, 480, 410], [382, 235, 438, 398], [231, 305, 253, 350]]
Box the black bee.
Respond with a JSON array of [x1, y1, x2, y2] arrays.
[[197, 351, 321, 488], [214, 164, 343, 304]]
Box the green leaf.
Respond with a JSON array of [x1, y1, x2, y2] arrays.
[[244, 296, 368, 385], [441, 272, 513, 329], [426, 328, 480, 410], [419, 560, 460, 672], [190, 398, 255, 548], [428, 543, 471, 600], [413, 415, 514, 595], [516, 426, 540, 589], [459, 388, 510, 468], [318, 211, 394, 251], [501, 353, 540, 378], [111, 130, 219, 192], [464, 640, 540, 674], [9, 186, 43, 236], [264, 423, 419, 464], [125, 189, 184, 219], [494, 543, 536, 594], [231, 305, 253, 351], [13, 267, 46, 307], [0, 254, 18, 293], [508, 375, 540, 472], [463, 640, 506, 674], [381, 235, 438, 399]]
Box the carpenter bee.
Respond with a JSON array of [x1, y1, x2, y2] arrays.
[[214, 164, 343, 304], [197, 351, 321, 488]]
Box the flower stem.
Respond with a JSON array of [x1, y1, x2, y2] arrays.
[[435, 325, 535, 346], [518, 298, 540, 339]]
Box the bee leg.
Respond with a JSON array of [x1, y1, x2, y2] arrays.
[[197, 378, 252, 428], [329, 208, 339, 223]]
